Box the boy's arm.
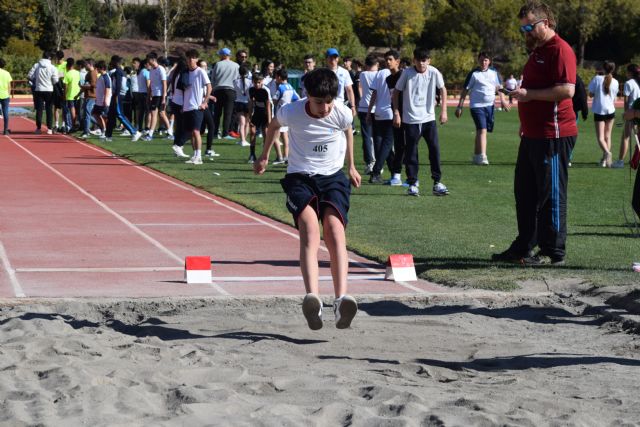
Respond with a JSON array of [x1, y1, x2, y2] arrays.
[[266, 100, 272, 124], [161, 79, 167, 105], [254, 118, 282, 175], [104, 87, 111, 107], [392, 89, 402, 128], [455, 88, 468, 118], [439, 86, 448, 124], [201, 83, 212, 110], [366, 90, 377, 123], [346, 85, 356, 116], [345, 127, 361, 188]]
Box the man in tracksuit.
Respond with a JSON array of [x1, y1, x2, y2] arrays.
[[104, 55, 142, 142]]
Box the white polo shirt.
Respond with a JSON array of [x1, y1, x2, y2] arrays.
[[277, 100, 353, 176], [395, 66, 445, 124], [371, 69, 392, 120], [330, 66, 353, 104], [183, 67, 211, 112]]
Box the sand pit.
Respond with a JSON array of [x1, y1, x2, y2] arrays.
[[1, 296, 638, 426]]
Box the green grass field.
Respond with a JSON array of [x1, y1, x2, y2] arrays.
[[85, 107, 640, 290]]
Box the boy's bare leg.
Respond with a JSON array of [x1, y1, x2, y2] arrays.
[[274, 140, 284, 160], [298, 206, 321, 295], [322, 207, 348, 298], [149, 110, 158, 135], [474, 129, 487, 156], [160, 111, 172, 133], [193, 130, 202, 154], [282, 131, 289, 158]]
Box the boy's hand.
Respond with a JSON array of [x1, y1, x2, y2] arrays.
[[349, 166, 361, 188], [254, 156, 268, 175], [439, 110, 448, 125], [393, 111, 402, 128]]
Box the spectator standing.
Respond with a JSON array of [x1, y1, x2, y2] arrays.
[[589, 61, 619, 167], [27, 51, 59, 134], [614, 64, 640, 168], [300, 54, 315, 98], [211, 47, 240, 140], [492, 1, 577, 266], [79, 59, 97, 139], [0, 58, 12, 135], [357, 54, 379, 175], [325, 48, 356, 118]]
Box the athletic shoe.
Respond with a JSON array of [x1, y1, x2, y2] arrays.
[[402, 179, 419, 188], [185, 157, 203, 165], [432, 182, 449, 196], [333, 295, 357, 329], [611, 160, 625, 169], [98, 134, 106, 139], [272, 157, 286, 165], [407, 185, 419, 196], [369, 174, 383, 184], [79, 133, 89, 139], [256, 132, 263, 138], [228, 130, 240, 138], [247, 154, 257, 164], [46, 129, 53, 135], [386, 176, 403, 186], [172, 145, 189, 158], [363, 163, 374, 175], [166, 134, 174, 140], [104, 137, 113, 142], [121, 130, 131, 136], [491, 248, 533, 264], [302, 293, 323, 330], [522, 252, 565, 267], [472, 154, 490, 165], [205, 150, 220, 158], [223, 134, 236, 140], [216, 133, 222, 139], [238, 140, 250, 147], [3, 130, 10, 135], [90, 129, 103, 136], [143, 135, 152, 142], [35, 129, 42, 134], [132, 131, 143, 142]]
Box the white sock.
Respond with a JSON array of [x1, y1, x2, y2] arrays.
[[393, 173, 401, 180], [194, 149, 201, 158], [149, 130, 154, 137]]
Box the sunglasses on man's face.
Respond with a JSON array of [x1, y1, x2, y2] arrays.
[[520, 19, 545, 33]]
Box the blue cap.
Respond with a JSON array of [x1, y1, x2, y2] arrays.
[[218, 47, 231, 56], [325, 48, 340, 57]]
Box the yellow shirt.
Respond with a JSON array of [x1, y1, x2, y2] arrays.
[[0, 69, 12, 99], [63, 69, 81, 101]]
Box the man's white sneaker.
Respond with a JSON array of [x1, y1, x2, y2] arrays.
[[121, 130, 131, 136], [185, 157, 203, 165], [46, 129, 53, 135], [132, 131, 143, 142], [407, 185, 419, 196], [272, 157, 286, 165], [302, 293, 323, 330], [333, 295, 357, 329], [90, 129, 102, 136], [80, 133, 89, 139], [433, 182, 449, 196], [239, 140, 250, 147], [172, 145, 189, 158]]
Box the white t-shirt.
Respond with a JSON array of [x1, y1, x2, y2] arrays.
[[95, 73, 111, 107], [505, 77, 518, 91], [588, 75, 619, 115], [623, 79, 640, 109], [395, 66, 445, 124], [330, 66, 353, 103], [183, 68, 211, 112], [465, 68, 500, 108], [277, 100, 353, 176], [234, 77, 252, 103], [371, 69, 392, 120], [357, 70, 377, 112], [171, 77, 184, 106], [149, 66, 167, 97]]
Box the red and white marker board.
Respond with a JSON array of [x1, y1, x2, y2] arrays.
[[185, 256, 212, 284], [385, 254, 417, 282]]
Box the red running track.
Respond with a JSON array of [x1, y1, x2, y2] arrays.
[[0, 117, 445, 299]]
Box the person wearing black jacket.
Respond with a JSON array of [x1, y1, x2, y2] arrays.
[[105, 55, 142, 142], [568, 74, 588, 166]]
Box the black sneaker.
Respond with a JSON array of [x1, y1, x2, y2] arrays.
[[2, 130, 9, 135], [369, 174, 383, 184], [522, 252, 565, 266], [491, 248, 534, 264]]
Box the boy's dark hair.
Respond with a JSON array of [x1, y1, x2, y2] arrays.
[[413, 48, 431, 61], [343, 56, 353, 62], [303, 54, 314, 61], [275, 68, 288, 80], [478, 51, 491, 60], [96, 60, 107, 71], [400, 57, 412, 68], [185, 49, 199, 59], [84, 58, 94, 67], [518, 1, 556, 30], [159, 56, 170, 67], [252, 72, 264, 81], [66, 57, 75, 69], [304, 68, 338, 99], [132, 57, 141, 63], [384, 49, 400, 60], [76, 59, 86, 69], [147, 52, 158, 61], [110, 55, 123, 67], [364, 54, 377, 68], [197, 59, 206, 67], [55, 50, 64, 60], [42, 51, 52, 60], [124, 66, 132, 74], [0, 58, 5, 68]]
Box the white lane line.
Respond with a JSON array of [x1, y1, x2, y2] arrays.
[[7, 131, 229, 296], [0, 240, 26, 298], [212, 274, 385, 282], [16, 267, 184, 273], [135, 223, 264, 227]]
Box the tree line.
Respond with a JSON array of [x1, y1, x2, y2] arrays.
[[1, 0, 639, 85]]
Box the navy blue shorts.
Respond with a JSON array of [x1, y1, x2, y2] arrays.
[[470, 105, 495, 132], [280, 171, 351, 229], [92, 105, 107, 117], [183, 109, 204, 132]]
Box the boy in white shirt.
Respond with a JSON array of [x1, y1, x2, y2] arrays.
[[254, 68, 361, 330], [357, 54, 379, 176], [182, 49, 212, 165], [455, 52, 509, 165], [393, 48, 449, 197]]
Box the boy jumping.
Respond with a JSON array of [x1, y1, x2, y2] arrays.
[[254, 68, 361, 330]]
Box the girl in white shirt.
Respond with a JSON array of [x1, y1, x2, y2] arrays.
[[233, 66, 252, 146], [589, 61, 619, 167], [615, 64, 640, 168]]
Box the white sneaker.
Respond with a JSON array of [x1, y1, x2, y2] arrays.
[[302, 293, 323, 330], [185, 157, 203, 165], [172, 145, 189, 158], [433, 182, 449, 196], [205, 150, 221, 157], [481, 154, 489, 165], [131, 131, 143, 142], [239, 140, 250, 147], [333, 295, 357, 329], [98, 134, 106, 139], [46, 129, 53, 135], [121, 130, 131, 136], [407, 185, 420, 196], [90, 129, 102, 136], [363, 163, 374, 175], [272, 157, 286, 165], [611, 160, 624, 169]]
